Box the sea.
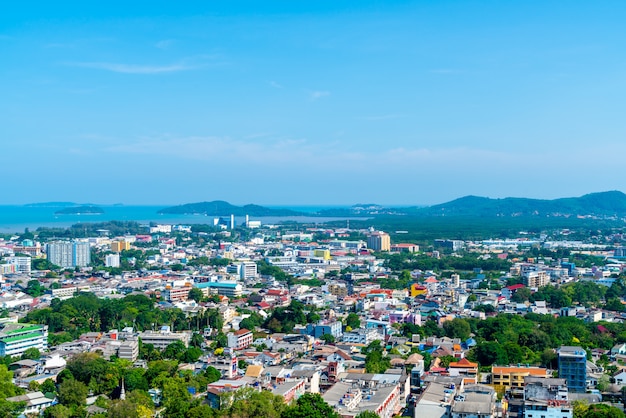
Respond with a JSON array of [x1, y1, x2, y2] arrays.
[[0, 205, 362, 234]]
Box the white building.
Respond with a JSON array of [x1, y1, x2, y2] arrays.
[[149, 224, 173, 234], [6, 392, 55, 415], [6, 256, 31, 274], [0, 323, 48, 358], [105, 253, 121, 268], [47, 241, 91, 268]]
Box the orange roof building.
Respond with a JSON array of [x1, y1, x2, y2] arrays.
[[448, 358, 479, 384]]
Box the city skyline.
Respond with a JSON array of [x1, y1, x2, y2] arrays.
[[3, 1, 626, 205]]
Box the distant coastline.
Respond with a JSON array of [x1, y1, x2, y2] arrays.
[[0, 205, 367, 233]]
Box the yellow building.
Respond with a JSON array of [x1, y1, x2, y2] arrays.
[[491, 365, 549, 398], [328, 284, 348, 297], [110, 240, 131, 252], [313, 249, 331, 260], [410, 283, 428, 298], [367, 231, 391, 252]]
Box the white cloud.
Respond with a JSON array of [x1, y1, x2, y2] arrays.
[[68, 61, 194, 74], [269, 81, 283, 89], [310, 90, 330, 100], [430, 69, 463, 75], [358, 114, 406, 121], [155, 39, 175, 50]]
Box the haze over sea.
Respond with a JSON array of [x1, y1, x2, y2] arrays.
[[0, 205, 358, 233]]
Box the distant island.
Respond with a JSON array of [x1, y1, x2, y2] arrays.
[[55, 205, 105, 215], [158, 191, 626, 220], [401, 190, 626, 218], [25, 202, 79, 208], [157, 201, 306, 217]]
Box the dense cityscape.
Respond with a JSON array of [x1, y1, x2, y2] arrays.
[[1, 213, 626, 418], [5, 1, 626, 418]]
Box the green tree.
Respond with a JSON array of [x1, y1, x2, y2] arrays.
[[223, 387, 285, 418], [21, 347, 41, 360], [282, 393, 339, 418], [25, 280, 45, 297], [43, 404, 72, 418], [162, 377, 192, 418], [345, 313, 361, 330], [320, 334, 335, 344], [471, 341, 509, 366], [188, 288, 204, 303], [40, 378, 57, 395], [511, 287, 531, 303], [58, 379, 88, 407], [442, 318, 471, 341], [581, 403, 625, 418], [190, 332, 205, 348], [355, 411, 380, 418], [163, 340, 187, 360]]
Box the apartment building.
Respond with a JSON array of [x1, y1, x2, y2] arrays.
[[523, 377, 571, 418], [118, 339, 139, 362], [105, 253, 120, 268], [367, 231, 391, 252], [162, 285, 191, 302], [227, 329, 253, 350], [0, 323, 48, 358], [47, 241, 90, 268], [491, 365, 549, 398], [195, 281, 243, 298], [558, 346, 587, 392], [139, 328, 190, 350], [523, 271, 550, 289], [6, 256, 31, 274], [111, 240, 131, 252]]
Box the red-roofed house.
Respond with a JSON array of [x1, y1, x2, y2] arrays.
[[227, 328, 253, 350], [501, 284, 526, 300]]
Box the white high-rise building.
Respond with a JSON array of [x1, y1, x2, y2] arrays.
[[47, 241, 91, 268], [105, 253, 121, 268], [7, 256, 31, 274]]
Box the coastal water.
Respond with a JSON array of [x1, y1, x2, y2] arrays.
[[0, 205, 361, 233]]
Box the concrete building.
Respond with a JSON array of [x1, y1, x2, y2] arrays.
[[523, 377, 571, 418], [450, 384, 497, 418], [118, 339, 139, 362], [6, 256, 31, 274], [491, 365, 549, 398], [105, 253, 120, 268], [138, 327, 190, 350], [342, 328, 381, 345], [110, 240, 131, 252], [0, 323, 48, 358], [162, 285, 191, 302], [47, 241, 91, 268], [227, 329, 253, 350], [195, 281, 243, 298], [434, 239, 464, 252], [300, 321, 343, 340], [51, 286, 78, 299], [367, 231, 391, 252], [6, 392, 55, 415], [323, 379, 402, 418], [240, 262, 257, 279], [558, 346, 587, 392], [523, 271, 550, 289]]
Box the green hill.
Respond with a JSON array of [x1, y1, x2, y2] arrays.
[[404, 191, 626, 218], [54, 205, 105, 215], [157, 201, 305, 216]]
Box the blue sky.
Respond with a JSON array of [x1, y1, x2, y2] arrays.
[[3, 1, 626, 206]]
